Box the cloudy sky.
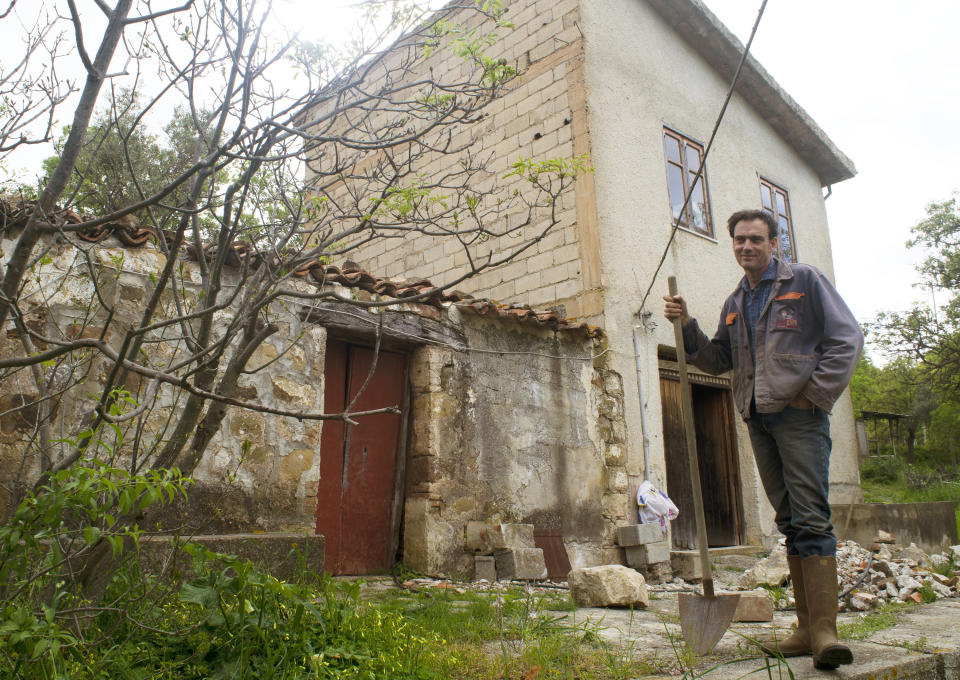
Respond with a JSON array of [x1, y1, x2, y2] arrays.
[[700, 0, 960, 325]]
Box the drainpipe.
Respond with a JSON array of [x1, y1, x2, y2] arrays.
[[632, 326, 652, 482]]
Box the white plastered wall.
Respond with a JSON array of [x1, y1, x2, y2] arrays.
[[579, 0, 862, 548]]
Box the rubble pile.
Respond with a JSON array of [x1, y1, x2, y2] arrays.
[[836, 539, 959, 611], [728, 537, 959, 612]]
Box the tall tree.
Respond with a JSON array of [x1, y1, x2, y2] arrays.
[[872, 195, 960, 392]]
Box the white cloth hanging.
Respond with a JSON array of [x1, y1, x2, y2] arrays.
[[636, 480, 679, 533]]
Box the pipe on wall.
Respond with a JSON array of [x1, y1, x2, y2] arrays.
[[632, 326, 652, 482]]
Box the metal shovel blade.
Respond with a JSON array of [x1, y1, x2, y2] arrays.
[[678, 592, 741, 655]]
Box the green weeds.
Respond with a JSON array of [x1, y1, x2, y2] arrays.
[[838, 601, 914, 640]]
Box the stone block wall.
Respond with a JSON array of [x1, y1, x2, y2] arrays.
[[0, 234, 327, 533], [305, 0, 604, 320], [401, 307, 627, 576], [1, 232, 631, 576]]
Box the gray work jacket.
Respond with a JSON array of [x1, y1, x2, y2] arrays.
[[681, 259, 863, 418]]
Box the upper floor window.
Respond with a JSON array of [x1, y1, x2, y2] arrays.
[[759, 178, 797, 262], [663, 127, 712, 237]]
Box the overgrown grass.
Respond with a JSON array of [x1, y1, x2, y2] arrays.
[[361, 584, 664, 679]]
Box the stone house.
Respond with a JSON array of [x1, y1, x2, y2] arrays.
[[1, 0, 862, 581], [0, 206, 623, 578], [305, 0, 863, 573]]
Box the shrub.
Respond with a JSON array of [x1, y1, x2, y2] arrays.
[[0, 463, 465, 680], [859, 456, 903, 484]]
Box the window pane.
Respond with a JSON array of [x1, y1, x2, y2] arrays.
[[685, 144, 701, 174], [664, 134, 681, 164], [760, 184, 773, 209], [667, 163, 685, 220], [689, 181, 708, 232], [778, 216, 795, 262], [775, 190, 787, 216]]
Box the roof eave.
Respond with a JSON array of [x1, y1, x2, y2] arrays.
[[644, 0, 856, 187]]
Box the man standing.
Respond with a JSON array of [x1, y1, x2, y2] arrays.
[[663, 209, 862, 670]]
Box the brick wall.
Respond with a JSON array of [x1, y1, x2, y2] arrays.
[[305, 0, 601, 319]]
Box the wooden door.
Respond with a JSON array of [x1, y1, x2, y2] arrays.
[[660, 376, 743, 549], [316, 339, 406, 574]]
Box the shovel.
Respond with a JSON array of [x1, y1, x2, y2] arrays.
[[667, 276, 740, 655]]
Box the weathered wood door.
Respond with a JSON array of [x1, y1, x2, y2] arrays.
[[316, 339, 406, 574], [660, 376, 743, 549]]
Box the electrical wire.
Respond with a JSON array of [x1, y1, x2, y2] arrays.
[[637, 0, 769, 312]]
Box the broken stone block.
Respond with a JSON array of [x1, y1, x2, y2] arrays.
[[929, 580, 952, 598], [484, 524, 535, 551], [896, 573, 922, 590], [732, 589, 774, 622], [899, 542, 924, 566], [616, 523, 663, 547], [624, 541, 671, 568], [465, 522, 535, 554], [873, 559, 896, 578], [848, 591, 879, 611], [474, 555, 496, 582], [568, 565, 648, 608], [874, 530, 895, 544], [740, 548, 789, 589], [875, 543, 893, 560], [494, 548, 547, 580], [671, 551, 703, 581], [930, 572, 955, 587], [465, 521, 490, 552], [948, 545, 960, 562]]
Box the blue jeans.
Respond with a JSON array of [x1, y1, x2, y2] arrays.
[[746, 405, 836, 557]]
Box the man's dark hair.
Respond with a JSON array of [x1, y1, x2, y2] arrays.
[[727, 209, 777, 239]]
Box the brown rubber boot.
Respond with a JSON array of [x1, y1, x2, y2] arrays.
[[802, 555, 853, 669], [761, 555, 811, 657]]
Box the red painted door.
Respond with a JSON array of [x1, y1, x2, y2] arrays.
[[316, 340, 406, 574]]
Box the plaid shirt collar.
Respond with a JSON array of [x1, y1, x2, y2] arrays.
[[740, 257, 779, 295], [741, 258, 778, 358]]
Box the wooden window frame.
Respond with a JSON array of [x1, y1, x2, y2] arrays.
[[759, 177, 798, 262], [662, 126, 713, 238]]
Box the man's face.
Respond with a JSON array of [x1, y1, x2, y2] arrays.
[[732, 218, 777, 276]]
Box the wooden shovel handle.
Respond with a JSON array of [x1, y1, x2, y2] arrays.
[[668, 276, 715, 598]]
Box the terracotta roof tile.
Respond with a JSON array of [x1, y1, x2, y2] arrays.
[[0, 197, 604, 338]]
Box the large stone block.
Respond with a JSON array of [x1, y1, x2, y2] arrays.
[[474, 555, 496, 582], [617, 523, 663, 547], [466, 522, 535, 553], [740, 547, 789, 588], [465, 521, 488, 552], [568, 565, 648, 608], [495, 524, 535, 550], [494, 548, 547, 580], [403, 498, 461, 577], [624, 541, 671, 567], [732, 589, 774, 622]]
